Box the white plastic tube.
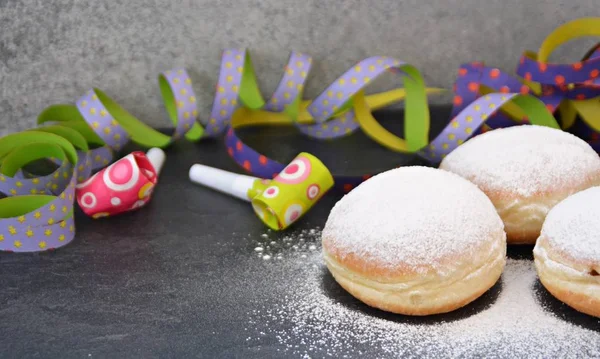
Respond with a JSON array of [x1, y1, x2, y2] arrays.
[[146, 148, 166, 176], [189, 164, 258, 201]]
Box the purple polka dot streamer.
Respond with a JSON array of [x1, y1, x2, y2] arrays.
[[0, 164, 77, 253], [77, 90, 131, 151], [224, 55, 417, 191], [223, 54, 562, 190], [419, 93, 521, 162], [514, 44, 600, 143], [161, 69, 200, 140]]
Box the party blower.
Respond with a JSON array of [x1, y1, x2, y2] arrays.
[[75, 148, 166, 218], [189, 153, 334, 230]]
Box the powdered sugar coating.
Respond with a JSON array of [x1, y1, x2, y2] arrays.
[[541, 186, 600, 263], [322, 166, 504, 271], [440, 125, 600, 198]]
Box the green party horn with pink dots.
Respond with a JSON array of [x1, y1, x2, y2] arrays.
[[189, 153, 334, 230]]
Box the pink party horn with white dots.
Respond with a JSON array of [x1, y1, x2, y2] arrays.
[[75, 148, 165, 219], [189, 152, 334, 230]]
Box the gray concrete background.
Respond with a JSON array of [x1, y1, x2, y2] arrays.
[[0, 0, 597, 135]]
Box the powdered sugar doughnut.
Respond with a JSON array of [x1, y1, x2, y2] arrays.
[[322, 166, 506, 316], [440, 125, 600, 245], [533, 187, 600, 318]]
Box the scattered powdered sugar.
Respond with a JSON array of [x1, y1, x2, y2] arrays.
[[322, 166, 504, 271], [250, 227, 323, 260], [542, 187, 600, 263], [440, 125, 600, 197], [246, 251, 600, 358]]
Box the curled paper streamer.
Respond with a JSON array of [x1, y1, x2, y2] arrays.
[[441, 18, 600, 147], [189, 153, 334, 230], [75, 149, 163, 219], [514, 18, 600, 149], [221, 19, 600, 187], [37, 47, 561, 194], [225, 59, 560, 192], [0, 131, 78, 252]]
